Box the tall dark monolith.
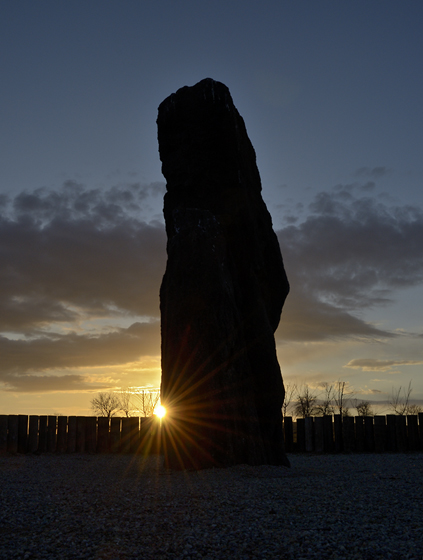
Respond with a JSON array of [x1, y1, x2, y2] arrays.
[[157, 78, 290, 469]]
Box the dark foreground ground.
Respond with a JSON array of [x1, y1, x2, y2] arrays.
[[0, 453, 422, 560]]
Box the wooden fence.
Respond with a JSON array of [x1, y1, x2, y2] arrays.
[[1, 414, 422, 455], [283, 414, 423, 453], [0, 415, 161, 455]]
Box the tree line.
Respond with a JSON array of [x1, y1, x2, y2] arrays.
[[282, 380, 423, 418], [90, 381, 422, 419], [90, 388, 160, 418]]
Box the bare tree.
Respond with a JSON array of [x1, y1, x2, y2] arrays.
[[333, 380, 354, 416], [91, 392, 121, 417], [389, 381, 412, 415], [293, 384, 318, 418], [131, 388, 160, 417], [315, 382, 335, 416], [389, 381, 422, 415], [354, 400, 374, 416], [406, 404, 423, 414], [282, 382, 297, 417], [118, 389, 134, 417]]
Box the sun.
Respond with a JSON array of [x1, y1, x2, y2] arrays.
[[154, 404, 167, 419]]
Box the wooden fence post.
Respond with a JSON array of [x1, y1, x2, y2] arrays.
[[0, 415, 9, 454], [76, 416, 86, 452], [323, 415, 334, 452], [364, 416, 374, 452], [111, 417, 121, 452], [121, 418, 132, 453], [67, 417, 77, 453], [85, 417, 97, 453], [374, 416, 387, 452], [129, 417, 140, 453], [97, 417, 110, 453], [304, 417, 314, 452], [47, 416, 57, 452], [139, 416, 151, 454], [28, 416, 39, 453], [57, 416, 67, 453], [18, 415, 28, 453], [296, 419, 305, 452], [38, 416, 48, 453], [7, 415, 19, 453], [355, 416, 365, 452], [334, 415, 342, 452], [314, 416, 324, 453], [407, 416, 419, 452], [342, 416, 355, 452], [283, 416, 294, 452], [7, 412, 423, 455], [386, 415, 397, 452], [396, 415, 407, 452]]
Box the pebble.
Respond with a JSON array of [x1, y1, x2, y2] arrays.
[[0, 453, 422, 559]]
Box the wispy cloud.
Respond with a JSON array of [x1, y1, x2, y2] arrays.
[[345, 358, 423, 371], [1, 373, 106, 393]]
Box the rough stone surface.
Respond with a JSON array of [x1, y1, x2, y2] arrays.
[[157, 78, 290, 469]]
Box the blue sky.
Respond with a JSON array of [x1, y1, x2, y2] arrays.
[[1, 1, 422, 414]]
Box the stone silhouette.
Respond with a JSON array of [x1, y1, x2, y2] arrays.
[[157, 78, 290, 469]]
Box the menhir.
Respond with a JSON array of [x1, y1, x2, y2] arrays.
[[157, 78, 290, 469]]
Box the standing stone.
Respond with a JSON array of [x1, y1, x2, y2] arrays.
[[157, 78, 290, 469]]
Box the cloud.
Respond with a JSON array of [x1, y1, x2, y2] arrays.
[[10, 180, 166, 225], [345, 358, 423, 371], [0, 183, 167, 332], [354, 166, 392, 179], [361, 388, 383, 394], [0, 321, 160, 374], [276, 290, 390, 342], [1, 374, 105, 393], [0, 182, 166, 392], [1, 181, 423, 393], [276, 185, 423, 342]]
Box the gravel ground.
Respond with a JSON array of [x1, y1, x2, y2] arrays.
[[0, 453, 422, 560]]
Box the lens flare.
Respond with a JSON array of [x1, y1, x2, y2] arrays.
[[154, 404, 167, 419]]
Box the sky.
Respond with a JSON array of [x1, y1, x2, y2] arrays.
[[1, 1, 422, 415]]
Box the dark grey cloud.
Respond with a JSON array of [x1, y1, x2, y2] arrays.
[[1, 182, 423, 389], [0, 321, 160, 374], [0, 321, 161, 391], [0, 183, 166, 391], [0, 182, 167, 332], [276, 186, 423, 342], [10, 180, 166, 226]]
